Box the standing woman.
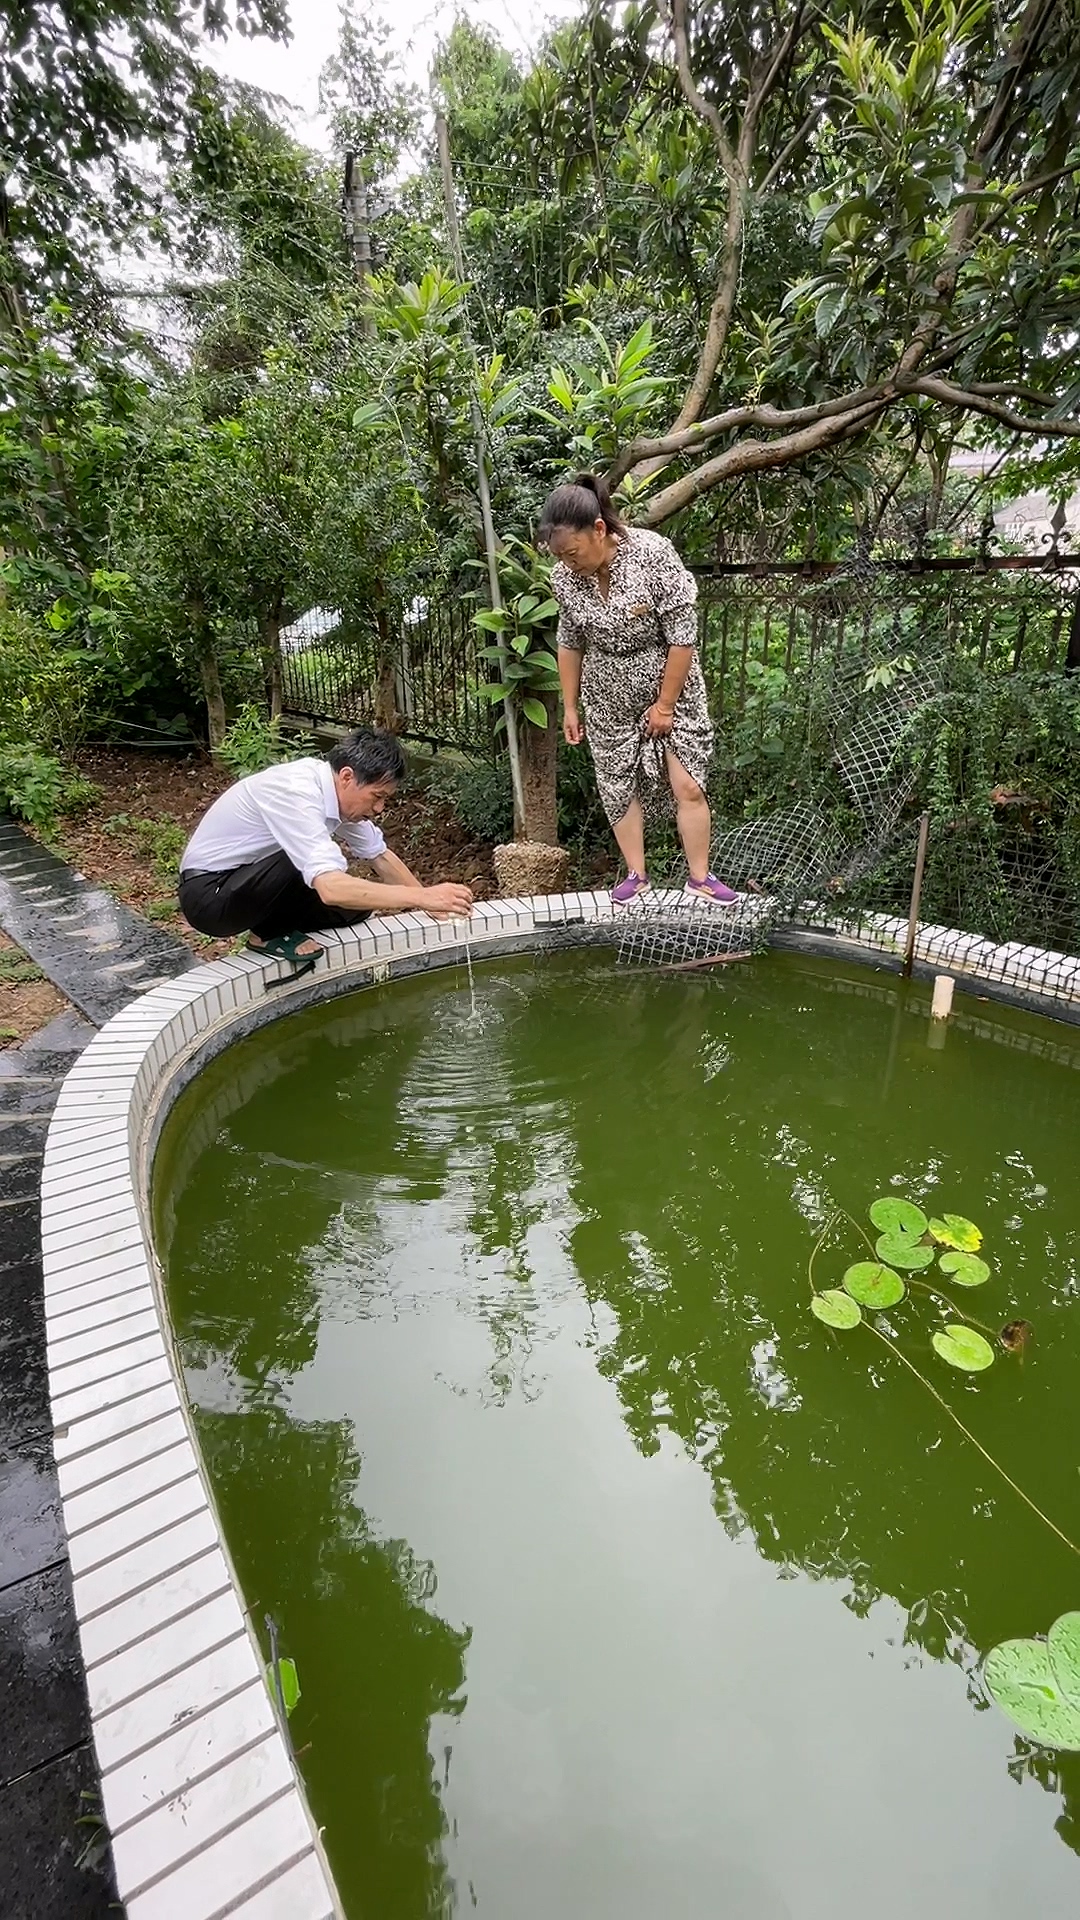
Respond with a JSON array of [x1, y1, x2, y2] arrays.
[[539, 472, 737, 904]]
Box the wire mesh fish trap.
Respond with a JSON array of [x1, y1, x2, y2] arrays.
[[615, 891, 771, 970], [617, 659, 946, 969]]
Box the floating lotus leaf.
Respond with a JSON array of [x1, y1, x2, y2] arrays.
[[869, 1197, 928, 1238], [985, 1636, 1080, 1750], [1048, 1614, 1080, 1709], [932, 1324, 995, 1371], [938, 1250, 990, 1287], [811, 1289, 862, 1329], [929, 1213, 983, 1251], [875, 1231, 935, 1270], [843, 1262, 906, 1308], [266, 1655, 301, 1717]]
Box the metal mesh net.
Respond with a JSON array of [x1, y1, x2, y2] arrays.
[[615, 658, 943, 969]]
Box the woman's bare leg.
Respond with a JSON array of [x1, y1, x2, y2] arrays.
[[613, 796, 648, 875], [666, 750, 711, 882]]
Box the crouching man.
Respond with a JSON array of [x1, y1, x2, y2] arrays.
[[178, 728, 472, 985]]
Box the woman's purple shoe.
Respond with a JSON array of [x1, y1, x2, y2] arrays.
[[686, 873, 739, 905], [611, 870, 650, 904]]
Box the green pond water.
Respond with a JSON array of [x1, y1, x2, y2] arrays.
[[154, 948, 1080, 1919]]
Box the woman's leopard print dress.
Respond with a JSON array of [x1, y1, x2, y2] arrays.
[[552, 526, 713, 827]]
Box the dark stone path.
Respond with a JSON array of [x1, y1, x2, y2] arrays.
[[0, 816, 194, 1024], [0, 817, 200, 1918]]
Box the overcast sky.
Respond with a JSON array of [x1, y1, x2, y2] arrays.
[[202, 0, 580, 151]]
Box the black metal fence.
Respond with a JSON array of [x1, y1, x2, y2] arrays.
[[696, 558, 1080, 727], [281, 596, 496, 754], [279, 558, 1080, 754]]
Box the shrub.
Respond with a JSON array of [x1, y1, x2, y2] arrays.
[[0, 609, 97, 756], [216, 705, 313, 779], [0, 746, 68, 828], [431, 758, 514, 842]]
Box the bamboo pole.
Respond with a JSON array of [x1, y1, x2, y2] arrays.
[[902, 811, 931, 978], [435, 110, 526, 838]]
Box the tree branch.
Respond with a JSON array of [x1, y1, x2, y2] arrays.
[[670, 0, 735, 173], [903, 375, 1080, 437], [757, 102, 818, 194], [609, 380, 893, 485], [642, 0, 819, 474], [640, 399, 888, 525]]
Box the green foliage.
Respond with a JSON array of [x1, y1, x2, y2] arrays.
[[0, 946, 46, 986], [842, 1262, 906, 1308], [320, 9, 421, 193], [215, 706, 311, 779], [430, 759, 515, 844], [266, 1654, 301, 1718], [536, 320, 671, 473], [104, 814, 188, 881], [0, 746, 68, 830], [931, 1324, 995, 1372], [809, 1194, 997, 1364], [0, 607, 97, 756], [473, 539, 561, 732], [811, 1288, 862, 1328]]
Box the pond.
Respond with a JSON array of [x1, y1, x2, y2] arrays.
[[154, 948, 1080, 1919]]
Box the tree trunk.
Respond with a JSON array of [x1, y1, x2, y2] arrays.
[[516, 694, 559, 844], [258, 607, 284, 721], [198, 631, 228, 749], [373, 604, 403, 731]]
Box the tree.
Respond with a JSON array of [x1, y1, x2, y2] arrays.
[[600, 0, 1080, 524]]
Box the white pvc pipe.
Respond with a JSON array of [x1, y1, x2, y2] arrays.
[[931, 974, 955, 1021]]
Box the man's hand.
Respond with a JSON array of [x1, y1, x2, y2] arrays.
[[563, 706, 585, 745], [644, 702, 676, 738], [422, 882, 474, 917]]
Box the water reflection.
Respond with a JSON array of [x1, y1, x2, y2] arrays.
[[198, 1404, 469, 1918], [158, 952, 1080, 1910]]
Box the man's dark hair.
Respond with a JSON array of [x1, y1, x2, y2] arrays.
[[328, 728, 406, 785]]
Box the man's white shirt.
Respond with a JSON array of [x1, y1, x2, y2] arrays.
[[181, 759, 387, 888]]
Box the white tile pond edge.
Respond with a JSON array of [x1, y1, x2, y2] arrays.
[[39, 890, 1080, 1916]]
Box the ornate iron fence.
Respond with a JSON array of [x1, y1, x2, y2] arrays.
[[281, 596, 496, 755], [279, 558, 1080, 754], [695, 557, 1080, 728]]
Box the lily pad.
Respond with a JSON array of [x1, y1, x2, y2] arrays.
[[929, 1213, 983, 1252], [811, 1289, 862, 1329], [266, 1655, 301, 1717], [843, 1261, 906, 1308], [938, 1250, 990, 1287], [1048, 1613, 1080, 1709], [875, 1231, 935, 1270], [932, 1323, 995, 1371], [985, 1636, 1080, 1750], [869, 1197, 928, 1238]]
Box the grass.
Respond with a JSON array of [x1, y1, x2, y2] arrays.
[[0, 948, 46, 985], [103, 812, 188, 880]]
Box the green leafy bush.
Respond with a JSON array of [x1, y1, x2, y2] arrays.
[[0, 608, 97, 756], [430, 759, 514, 843], [216, 705, 312, 778], [0, 746, 69, 828]]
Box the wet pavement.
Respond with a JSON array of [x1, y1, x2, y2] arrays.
[[0, 816, 194, 1024], [0, 812, 195, 1916]]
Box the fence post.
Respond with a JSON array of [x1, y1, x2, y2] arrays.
[[902, 813, 931, 979]]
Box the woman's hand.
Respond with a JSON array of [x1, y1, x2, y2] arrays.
[[563, 706, 585, 745], [644, 701, 676, 738]]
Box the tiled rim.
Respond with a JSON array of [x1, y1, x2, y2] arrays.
[[38, 890, 1080, 1917]]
